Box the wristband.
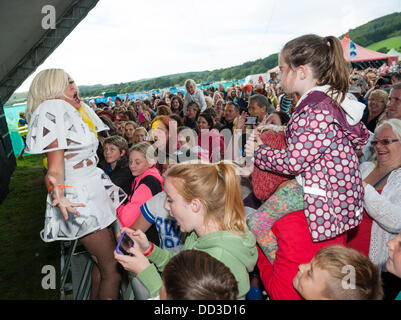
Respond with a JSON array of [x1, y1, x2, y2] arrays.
[[143, 242, 154, 257], [48, 184, 72, 193]]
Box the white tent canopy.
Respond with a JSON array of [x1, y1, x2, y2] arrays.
[[387, 48, 401, 60]]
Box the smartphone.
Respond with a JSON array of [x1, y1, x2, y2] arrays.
[[116, 232, 135, 256], [245, 116, 258, 125]]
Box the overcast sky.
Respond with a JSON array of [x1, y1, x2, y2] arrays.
[[15, 0, 401, 92]]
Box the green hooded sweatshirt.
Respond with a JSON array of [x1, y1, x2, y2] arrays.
[[136, 227, 258, 299]]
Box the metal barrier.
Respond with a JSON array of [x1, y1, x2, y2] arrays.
[[59, 239, 151, 300]]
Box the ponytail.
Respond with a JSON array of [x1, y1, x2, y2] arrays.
[[282, 34, 349, 103], [319, 36, 349, 103], [215, 161, 246, 234]]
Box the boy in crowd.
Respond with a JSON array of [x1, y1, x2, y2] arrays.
[[98, 135, 132, 194], [293, 245, 383, 300]]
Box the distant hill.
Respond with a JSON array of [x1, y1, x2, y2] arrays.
[[7, 11, 401, 105], [74, 52, 280, 98], [339, 12, 401, 47], [367, 35, 401, 53]]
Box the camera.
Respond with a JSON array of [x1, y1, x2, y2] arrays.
[[244, 116, 258, 125]]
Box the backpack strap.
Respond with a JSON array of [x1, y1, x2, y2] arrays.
[[135, 175, 163, 196]]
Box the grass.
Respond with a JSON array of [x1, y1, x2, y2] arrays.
[[366, 36, 401, 52], [0, 154, 60, 299]]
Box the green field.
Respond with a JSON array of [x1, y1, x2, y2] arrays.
[[367, 36, 401, 52], [0, 155, 60, 299]]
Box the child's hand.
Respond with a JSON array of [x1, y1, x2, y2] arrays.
[[114, 246, 151, 275], [245, 129, 263, 158], [117, 227, 135, 240], [258, 114, 268, 127], [130, 229, 151, 253], [236, 111, 247, 130]]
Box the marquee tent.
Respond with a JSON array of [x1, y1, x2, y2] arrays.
[[268, 66, 279, 74], [341, 36, 399, 68], [387, 48, 401, 61]]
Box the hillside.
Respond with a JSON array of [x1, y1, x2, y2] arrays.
[[7, 11, 401, 104], [339, 12, 401, 47], [367, 36, 401, 53]]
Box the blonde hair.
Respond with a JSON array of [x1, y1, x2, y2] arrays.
[[369, 89, 389, 105], [314, 245, 383, 300], [129, 141, 151, 157], [124, 120, 137, 130], [133, 127, 148, 142], [166, 160, 246, 234], [26, 69, 73, 121], [129, 141, 158, 167]]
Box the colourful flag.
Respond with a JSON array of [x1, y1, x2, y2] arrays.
[[350, 40, 357, 59]]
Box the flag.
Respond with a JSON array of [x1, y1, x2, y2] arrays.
[[350, 40, 357, 59]]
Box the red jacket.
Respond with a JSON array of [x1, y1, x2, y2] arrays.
[[257, 209, 347, 300], [252, 129, 291, 201]]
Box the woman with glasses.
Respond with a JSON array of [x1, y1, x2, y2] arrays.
[[348, 118, 401, 298], [362, 89, 389, 132]]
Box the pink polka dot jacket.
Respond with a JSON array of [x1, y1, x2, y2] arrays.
[[254, 89, 370, 242]]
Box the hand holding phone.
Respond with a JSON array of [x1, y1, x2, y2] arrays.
[[116, 232, 135, 256], [245, 116, 258, 125]]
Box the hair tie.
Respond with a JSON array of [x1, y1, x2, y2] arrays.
[[322, 36, 331, 47], [215, 164, 224, 179]]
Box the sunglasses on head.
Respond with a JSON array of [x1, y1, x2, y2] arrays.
[[371, 138, 399, 147]]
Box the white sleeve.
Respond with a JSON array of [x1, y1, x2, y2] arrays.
[[359, 132, 375, 164], [25, 99, 94, 154], [198, 91, 207, 112], [183, 94, 190, 114], [364, 169, 401, 234]]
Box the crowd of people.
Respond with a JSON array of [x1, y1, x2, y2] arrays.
[[22, 33, 401, 301]]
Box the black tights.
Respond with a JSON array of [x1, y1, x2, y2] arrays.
[[79, 226, 121, 300]]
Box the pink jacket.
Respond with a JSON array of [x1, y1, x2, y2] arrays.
[[117, 167, 163, 228], [198, 129, 225, 163], [254, 89, 370, 242]]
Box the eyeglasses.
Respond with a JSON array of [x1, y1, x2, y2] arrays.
[[371, 138, 400, 147], [368, 99, 385, 103]]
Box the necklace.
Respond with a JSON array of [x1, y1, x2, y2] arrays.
[[373, 168, 398, 188]]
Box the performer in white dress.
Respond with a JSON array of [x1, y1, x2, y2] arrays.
[[25, 69, 126, 300]]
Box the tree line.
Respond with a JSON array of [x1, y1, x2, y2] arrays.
[[7, 12, 400, 104]]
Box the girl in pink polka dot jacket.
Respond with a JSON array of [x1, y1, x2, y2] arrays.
[[246, 34, 370, 262]]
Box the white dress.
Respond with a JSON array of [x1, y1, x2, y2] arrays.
[[26, 99, 127, 242]]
